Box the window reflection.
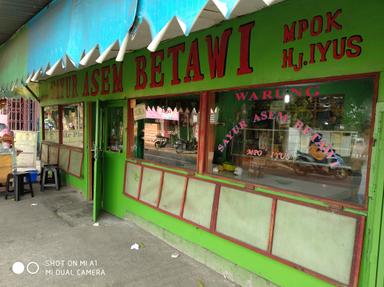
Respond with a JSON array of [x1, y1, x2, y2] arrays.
[[62, 103, 83, 148], [44, 106, 59, 143], [134, 95, 199, 170], [107, 107, 124, 152], [209, 78, 373, 205]]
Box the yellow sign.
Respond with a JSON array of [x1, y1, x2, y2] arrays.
[[133, 103, 146, 121]]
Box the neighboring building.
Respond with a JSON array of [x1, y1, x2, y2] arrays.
[[0, 98, 39, 131], [1, 1, 384, 287]]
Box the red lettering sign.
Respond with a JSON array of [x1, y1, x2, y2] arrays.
[[205, 28, 232, 79], [90, 69, 100, 96], [167, 43, 185, 85], [184, 39, 204, 83], [112, 63, 123, 93], [101, 66, 110, 95], [282, 9, 362, 72], [135, 56, 147, 90], [237, 22, 255, 75], [150, 50, 165, 88]]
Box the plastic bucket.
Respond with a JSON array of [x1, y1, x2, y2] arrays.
[[26, 170, 38, 183]]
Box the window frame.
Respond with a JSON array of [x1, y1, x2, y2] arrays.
[[60, 102, 85, 149], [127, 73, 378, 211], [42, 102, 85, 179], [42, 105, 61, 144], [128, 93, 203, 173], [42, 102, 85, 150], [202, 73, 378, 211]]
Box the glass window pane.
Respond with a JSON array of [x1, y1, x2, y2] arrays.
[[134, 95, 199, 170], [107, 107, 124, 152], [62, 103, 84, 148], [43, 106, 59, 143], [209, 78, 374, 206]]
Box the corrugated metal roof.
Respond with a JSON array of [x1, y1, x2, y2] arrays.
[[0, 0, 52, 45]]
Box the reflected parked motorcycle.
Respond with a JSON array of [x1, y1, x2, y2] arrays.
[[153, 135, 168, 150], [293, 150, 351, 179], [174, 138, 197, 153]]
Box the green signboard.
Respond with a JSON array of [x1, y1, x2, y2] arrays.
[[39, 0, 384, 105]]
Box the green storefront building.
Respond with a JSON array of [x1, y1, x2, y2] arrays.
[[1, 0, 384, 286]]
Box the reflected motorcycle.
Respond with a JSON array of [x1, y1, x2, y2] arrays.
[[174, 138, 197, 153], [153, 135, 168, 150], [293, 150, 351, 179]]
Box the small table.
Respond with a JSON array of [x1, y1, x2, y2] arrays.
[[9, 172, 34, 201]]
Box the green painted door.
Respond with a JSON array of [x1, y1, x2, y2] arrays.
[[100, 100, 127, 215], [368, 105, 384, 287], [359, 102, 384, 287], [93, 100, 103, 222]]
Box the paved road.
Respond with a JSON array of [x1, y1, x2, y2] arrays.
[[0, 187, 237, 287]]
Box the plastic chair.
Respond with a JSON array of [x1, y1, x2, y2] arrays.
[[41, 164, 60, 191]]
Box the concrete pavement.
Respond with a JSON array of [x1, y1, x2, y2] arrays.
[[0, 187, 237, 287]]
